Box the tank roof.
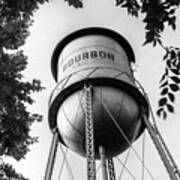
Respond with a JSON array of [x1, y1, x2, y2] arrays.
[[51, 27, 136, 81]]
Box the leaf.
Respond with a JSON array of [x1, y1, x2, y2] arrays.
[[156, 108, 163, 117], [169, 84, 179, 91], [168, 16, 176, 30], [162, 111, 167, 119], [143, 31, 155, 46], [158, 97, 167, 106], [163, 51, 169, 61], [160, 73, 167, 82], [166, 104, 174, 113], [157, 38, 162, 46], [116, 0, 124, 6], [168, 93, 175, 102], [65, 0, 83, 8], [167, 60, 172, 68], [165, 67, 169, 75], [3, 162, 28, 180], [160, 80, 168, 88], [160, 88, 168, 95], [153, 39, 157, 46], [171, 76, 180, 83], [171, 68, 180, 75], [170, 50, 176, 59], [169, 9, 175, 15]]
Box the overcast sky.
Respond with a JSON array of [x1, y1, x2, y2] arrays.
[[6, 0, 180, 180]]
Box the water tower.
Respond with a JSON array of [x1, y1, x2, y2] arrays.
[[44, 27, 180, 180]]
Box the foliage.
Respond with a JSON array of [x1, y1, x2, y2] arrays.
[[0, 0, 48, 179], [65, 0, 83, 8], [64, 0, 180, 119], [0, 161, 28, 180], [157, 46, 180, 119]]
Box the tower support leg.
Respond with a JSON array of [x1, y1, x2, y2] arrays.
[[108, 158, 116, 180], [44, 129, 59, 180], [85, 84, 96, 180], [142, 114, 179, 180], [99, 146, 108, 180]]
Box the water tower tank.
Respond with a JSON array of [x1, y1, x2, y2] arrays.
[[49, 27, 148, 158]]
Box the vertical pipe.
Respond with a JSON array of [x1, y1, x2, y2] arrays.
[[142, 114, 178, 180], [85, 84, 96, 180], [99, 145, 108, 180], [107, 158, 116, 180], [44, 129, 59, 180]]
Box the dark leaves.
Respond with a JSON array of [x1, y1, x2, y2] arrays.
[[160, 80, 168, 88], [160, 88, 168, 95], [116, 0, 124, 6], [158, 97, 167, 106], [143, 30, 161, 46], [157, 108, 163, 117], [171, 76, 180, 83], [157, 46, 180, 119], [166, 104, 174, 113], [168, 93, 175, 102], [1, 162, 29, 180], [157, 94, 175, 119], [114, 1, 180, 119], [157, 108, 167, 119], [171, 68, 180, 75], [169, 84, 179, 91], [116, 0, 140, 17], [141, 1, 178, 46], [65, 0, 83, 8], [0, 0, 44, 171], [115, 1, 179, 46]]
